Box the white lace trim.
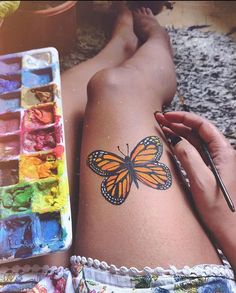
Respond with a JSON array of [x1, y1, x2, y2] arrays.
[[70, 255, 235, 279], [0, 255, 234, 281]]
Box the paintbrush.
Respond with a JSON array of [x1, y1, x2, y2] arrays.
[[200, 139, 235, 212]]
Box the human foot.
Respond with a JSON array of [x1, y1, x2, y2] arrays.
[[133, 7, 171, 53], [111, 5, 138, 57]]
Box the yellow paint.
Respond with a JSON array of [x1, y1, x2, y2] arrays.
[[32, 179, 68, 214], [20, 155, 58, 181]]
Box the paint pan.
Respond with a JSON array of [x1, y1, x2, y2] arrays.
[[22, 67, 53, 88], [0, 48, 71, 264], [0, 57, 22, 74], [23, 52, 52, 69], [23, 126, 59, 152], [0, 112, 20, 135], [20, 152, 58, 182], [23, 103, 55, 129], [0, 134, 20, 160], [0, 74, 21, 94], [32, 178, 65, 214], [22, 84, 56, 107], [0, 160, 19, 187], [1, 183, 34, 219], [38, 212, 64, 251], [0, 91, 21, 113]]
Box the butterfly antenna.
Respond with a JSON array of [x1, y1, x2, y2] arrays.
[[126, 144, 129, 156], [117, 146, 126, 157]]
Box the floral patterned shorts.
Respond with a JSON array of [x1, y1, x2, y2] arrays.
[[0, 255, 236, 292]]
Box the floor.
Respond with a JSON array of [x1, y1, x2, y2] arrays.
[[158, 1, 236, 40]]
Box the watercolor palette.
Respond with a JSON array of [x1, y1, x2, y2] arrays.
[[0, 48, 72, 263]]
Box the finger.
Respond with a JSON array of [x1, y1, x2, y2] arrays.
[[163, 111, 229, 149], [161, 125, 203, 155], [155, 112, 202, 150], [168, 134, 217, 206]]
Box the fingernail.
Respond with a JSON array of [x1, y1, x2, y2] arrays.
[[168, 135, 182, 147], [163, 110, 171, 114], [154, 110, 163, 116]]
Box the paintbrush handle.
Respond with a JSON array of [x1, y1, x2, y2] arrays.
[[202, 142, 235, 212]]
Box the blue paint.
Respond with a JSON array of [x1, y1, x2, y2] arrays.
[[0, 96, 20, 113], [4, 215, 34, 258], [39, 212, 64, 250], [0, 220, 12, 258], [22, 69, 53, 87], [0, 77, 21, 94]]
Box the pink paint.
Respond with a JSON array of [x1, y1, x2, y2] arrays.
[[24, 127, 57, 152], [0, 113, 20, 134], [0, 135, 20, 160]]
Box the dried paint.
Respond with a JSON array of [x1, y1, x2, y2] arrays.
[[0, 113, 20, 134], [20, 153, 58, 181], [24, 128, 57, 152], [22, 69, 53, 88], [0, 76, 21, 94], [22, 84, 55, 107], [1, 184, 33, 218], [0, 161, 19, 187], [39, 212, 64, 250], [0, 95, 20, 113], [0, 135, 20, 159], [32, 179, 66, 214], [24, 105, 54, 129], [4, 215, 34, 258]]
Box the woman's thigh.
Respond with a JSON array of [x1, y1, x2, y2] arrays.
[[75, 66, 222, 269]]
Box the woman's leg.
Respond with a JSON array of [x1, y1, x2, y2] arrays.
[[76, 9, 222, 269], [62, 6, 138, 212]]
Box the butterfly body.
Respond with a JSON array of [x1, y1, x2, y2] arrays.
[[87, 136, 172, 205], [124, 156, 139, 189]]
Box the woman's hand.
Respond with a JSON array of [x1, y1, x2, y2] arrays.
[[155, 111, 236, 270]]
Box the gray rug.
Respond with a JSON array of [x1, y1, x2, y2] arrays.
[[61, 26, 236, 148]]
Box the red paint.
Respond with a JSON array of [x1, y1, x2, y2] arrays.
[[54, 145, 64, 159]]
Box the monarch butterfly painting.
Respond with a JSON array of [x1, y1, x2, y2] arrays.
[[87, 136, 172, 205]]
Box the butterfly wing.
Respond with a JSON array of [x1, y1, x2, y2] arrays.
[[101, 169, 132, 205], [130, 136, 163, 164], [134, 162, 172, 190], [87, 150, 125, 176], [131, 136, 172, 190]]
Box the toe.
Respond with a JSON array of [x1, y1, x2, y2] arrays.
[[146, 8, 153, 16], [141, 7, 146, 14]]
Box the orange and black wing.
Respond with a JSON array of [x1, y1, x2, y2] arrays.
[[101, 169, 132, 205], [134, 162, 172, 190], [87, 150, 125, 176], [130, 136, 163, 165]]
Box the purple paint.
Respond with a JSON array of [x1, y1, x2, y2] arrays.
[[0, 160, 19, 187], [0, 75, 21, 94], [22, 68, 53, 88], [4, 215, 34, 258]]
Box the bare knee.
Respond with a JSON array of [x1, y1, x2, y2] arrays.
[[87, 67, 143, 102]]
